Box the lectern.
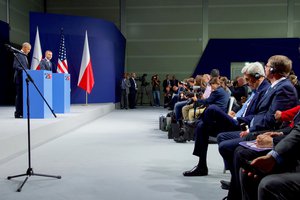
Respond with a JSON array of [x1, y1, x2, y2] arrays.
[[23, 70, 53, 118], [52, 73, 70, 113]]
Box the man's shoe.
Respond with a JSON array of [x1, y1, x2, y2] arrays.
[[183, 166, 208, 176], [220, 180, 230, 190], [15, 114, 23, 118]]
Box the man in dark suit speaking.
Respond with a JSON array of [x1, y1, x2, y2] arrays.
[[13, 42, 31, 118], [39, 50, 53, 71]]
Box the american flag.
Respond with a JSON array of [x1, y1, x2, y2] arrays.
[[57, 29, 68, 73]]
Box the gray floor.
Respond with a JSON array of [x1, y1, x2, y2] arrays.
[[0, 106, 229, 200]]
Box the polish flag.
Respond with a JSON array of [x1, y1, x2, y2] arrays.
[[30, 27, 42, 70], [77, 31, 94, 94]]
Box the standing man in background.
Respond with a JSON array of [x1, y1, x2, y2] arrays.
[[120, 72, 131, 109], [13, 42, 31, 118], [129, 72, 137, 109], [39, 50, 53, 71]]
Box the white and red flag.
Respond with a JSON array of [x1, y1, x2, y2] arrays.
[[30, 26, 42, 70], [77, 31, 94, 94], [57, 28, 68, 73]]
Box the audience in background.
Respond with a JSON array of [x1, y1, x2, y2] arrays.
[[288, 74, 300, 100]]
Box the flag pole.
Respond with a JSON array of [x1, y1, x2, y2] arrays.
[[86, 91, 88, 105]]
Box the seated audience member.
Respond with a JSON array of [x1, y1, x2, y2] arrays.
[[289, 74, 300, 100], [239, 121, 300, 200], [182, 77, 229, 122], [217, 55, 298, 200], [220, 76, 232, 96], [162, 74, 171, 93], [170, 75, 179, 93], [173, 78, 195, 125], [202, 69, 220, 99], [229, 76, 249, 108], [167, 81, 185, 110], [181, 75, 207, 122], [162, 74, 172, 107], [163, 86, 172, 108], [182, 62, 269, 175], [221, 105, 300, 200]]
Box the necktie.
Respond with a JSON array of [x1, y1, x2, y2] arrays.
[[236, 91, 256, 118]]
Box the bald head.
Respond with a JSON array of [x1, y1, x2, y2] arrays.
[[21, 42, 31, 55]]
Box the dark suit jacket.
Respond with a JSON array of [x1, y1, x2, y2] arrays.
[[274, 122, 300, 170], [13, 52, 29, 84], [249, 78, 298, 132], [39, 58, 52, 71], [129, 78, 137, 93], [197, 86, 229, 112], [237, 79, 270, 125]]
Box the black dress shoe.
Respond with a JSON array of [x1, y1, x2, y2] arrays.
[[220, 180, 230, 190], [15, 115, 23, 118], [183, 166, 208, 176]]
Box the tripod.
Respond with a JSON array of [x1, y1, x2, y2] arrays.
[[138, 85, 152, 106], [7, 49, 61, 192]]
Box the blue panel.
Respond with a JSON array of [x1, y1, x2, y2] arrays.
[[193, 38, 300, 78], [23, 70, 53, 118], [0, 20, 14, 105], [53, 73, 70, 113], [29, 12, 126, 104]]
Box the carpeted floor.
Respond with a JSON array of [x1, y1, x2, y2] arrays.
[[0, 106, 229, 200]]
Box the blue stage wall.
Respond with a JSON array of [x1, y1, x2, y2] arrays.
[[193, 38, 300, 78], [0, 20, 15, 105], [30, 12, 126, 104]]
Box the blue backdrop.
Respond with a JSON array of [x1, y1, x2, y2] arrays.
[[193, 38, 300, 78], [30, 12, 126, 104], [0, 20, 15, 105]]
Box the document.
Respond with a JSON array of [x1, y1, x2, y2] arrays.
[[239, 140, 272, 152]]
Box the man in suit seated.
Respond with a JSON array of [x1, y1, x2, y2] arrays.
[[217, 55, 298, 200], [182, 62, 269, 176], [39, 50, 53, 71], [239, 120, 300, 200], [221, 105, 300, 199]]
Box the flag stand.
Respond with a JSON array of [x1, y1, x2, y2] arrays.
[[85, 91, 88, 105]]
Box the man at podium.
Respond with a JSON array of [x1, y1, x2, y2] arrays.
[[39, 50, 53, 71], [13, 42, 31, 118]]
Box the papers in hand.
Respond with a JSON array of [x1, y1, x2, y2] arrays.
[[239, 140, 272, 152]]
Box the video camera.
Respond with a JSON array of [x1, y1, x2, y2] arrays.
[[136, 73, 149, 86]]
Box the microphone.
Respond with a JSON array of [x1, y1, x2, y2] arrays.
[[4, 44, 27, 56]]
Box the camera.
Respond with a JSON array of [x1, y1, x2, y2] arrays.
[[136, 74, 149, 87]]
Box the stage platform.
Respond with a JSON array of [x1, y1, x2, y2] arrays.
[[0, 103, 115, 164]]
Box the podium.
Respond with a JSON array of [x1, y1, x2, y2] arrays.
[[23, 70, 53, 118], [52, 73, 70, 113]]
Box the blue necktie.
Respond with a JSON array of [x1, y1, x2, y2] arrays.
[[236, 91, 256, 118]]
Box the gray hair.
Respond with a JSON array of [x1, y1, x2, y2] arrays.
[[241, 62, 265, 77]]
